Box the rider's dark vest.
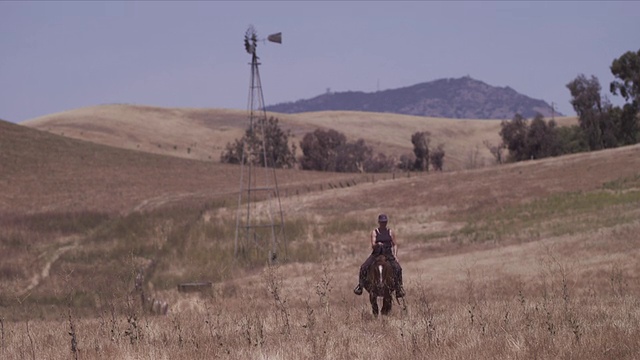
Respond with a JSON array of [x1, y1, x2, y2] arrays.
[[375, 228, 393, 250]]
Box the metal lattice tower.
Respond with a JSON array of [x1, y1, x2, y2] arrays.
[[234, 26, 286, 263]]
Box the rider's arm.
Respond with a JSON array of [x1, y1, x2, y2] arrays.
[[370, 229, 377, 249], [390, 229, 398, 259]]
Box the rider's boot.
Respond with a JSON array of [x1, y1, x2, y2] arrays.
[[354, 267, 367, 295], [353, 283, 363, 295]]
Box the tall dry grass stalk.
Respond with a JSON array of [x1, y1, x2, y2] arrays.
[[3, 281, 637, 359], [1, 316, 5, 356], [68, 309, 78, 360]]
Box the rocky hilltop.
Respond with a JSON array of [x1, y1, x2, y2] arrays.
[[266, 76, 560, 119]]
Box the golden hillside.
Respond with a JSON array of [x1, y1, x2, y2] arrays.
[[23, 104, 578, 171], [0, 119, 373, 214]]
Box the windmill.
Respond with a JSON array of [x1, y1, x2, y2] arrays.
[[234, 26, 285, 263]]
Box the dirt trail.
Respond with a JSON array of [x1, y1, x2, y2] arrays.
[[21, 235, 81, 296]]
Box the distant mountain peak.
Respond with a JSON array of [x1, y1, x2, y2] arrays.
[[266, 76, 561, 119]]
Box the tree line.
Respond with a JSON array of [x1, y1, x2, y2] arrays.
[[499, 49, 639, 163], [221, 118, 445, 173], [222, 49, 638, 171]]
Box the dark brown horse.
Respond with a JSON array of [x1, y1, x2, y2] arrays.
[[364, 244, 395, 316]]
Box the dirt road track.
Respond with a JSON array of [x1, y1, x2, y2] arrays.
[[20, 236, 81, 297]]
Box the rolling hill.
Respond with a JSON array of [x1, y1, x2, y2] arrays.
[[21, 104, 577, 171], [266, 76, 562, 119], [2, 111, 640, 358], [0, 119, 369, 214]]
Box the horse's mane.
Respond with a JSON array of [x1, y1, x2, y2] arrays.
[[372, 243, 386, 257], [368, 245, 393, 283]]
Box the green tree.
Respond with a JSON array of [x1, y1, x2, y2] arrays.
[[500, 113, 566, 161], [334, 139, 372, 172], [364, 152, 395, 173], [429, 144, 445, 171], [398, 154, 414, 171], [500, 114, 528, 161], [610, 49, 640, 145], [220, 138, 244, 164], [262, 117, 297, 168], [610, 49, 640, 105], [566, 74, 608, 150], [299, 129, 393, 173], [555, 125, 589, 155], [608, 104, 639, 145], [220, 116, 296, 168], [299, 129, 346, 171], [411, 131, 430, 171], [525, 114, 560, 159]]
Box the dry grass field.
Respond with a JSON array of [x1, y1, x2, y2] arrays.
[[1, 108, 639, 359], [23, 104, 578, 171]]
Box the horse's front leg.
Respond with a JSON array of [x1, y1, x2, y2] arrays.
[[369, 293, 379, 316], [381, 291, 393, 315]]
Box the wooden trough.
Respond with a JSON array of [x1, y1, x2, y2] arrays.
[[177, 282, 213, 293]]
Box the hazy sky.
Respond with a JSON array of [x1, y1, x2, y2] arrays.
[[1, 1, 639, 123]]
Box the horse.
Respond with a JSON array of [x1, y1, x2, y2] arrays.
[[364, 244, 395, 316]]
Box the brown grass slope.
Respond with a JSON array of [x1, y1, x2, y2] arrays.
[[0, 117, 373, 315], [0, 119, 370, 214], [22, 104, 578, 171], [2, 115, 639, 359]]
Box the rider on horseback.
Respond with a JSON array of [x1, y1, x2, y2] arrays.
[[354, 213, 405, 298]]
